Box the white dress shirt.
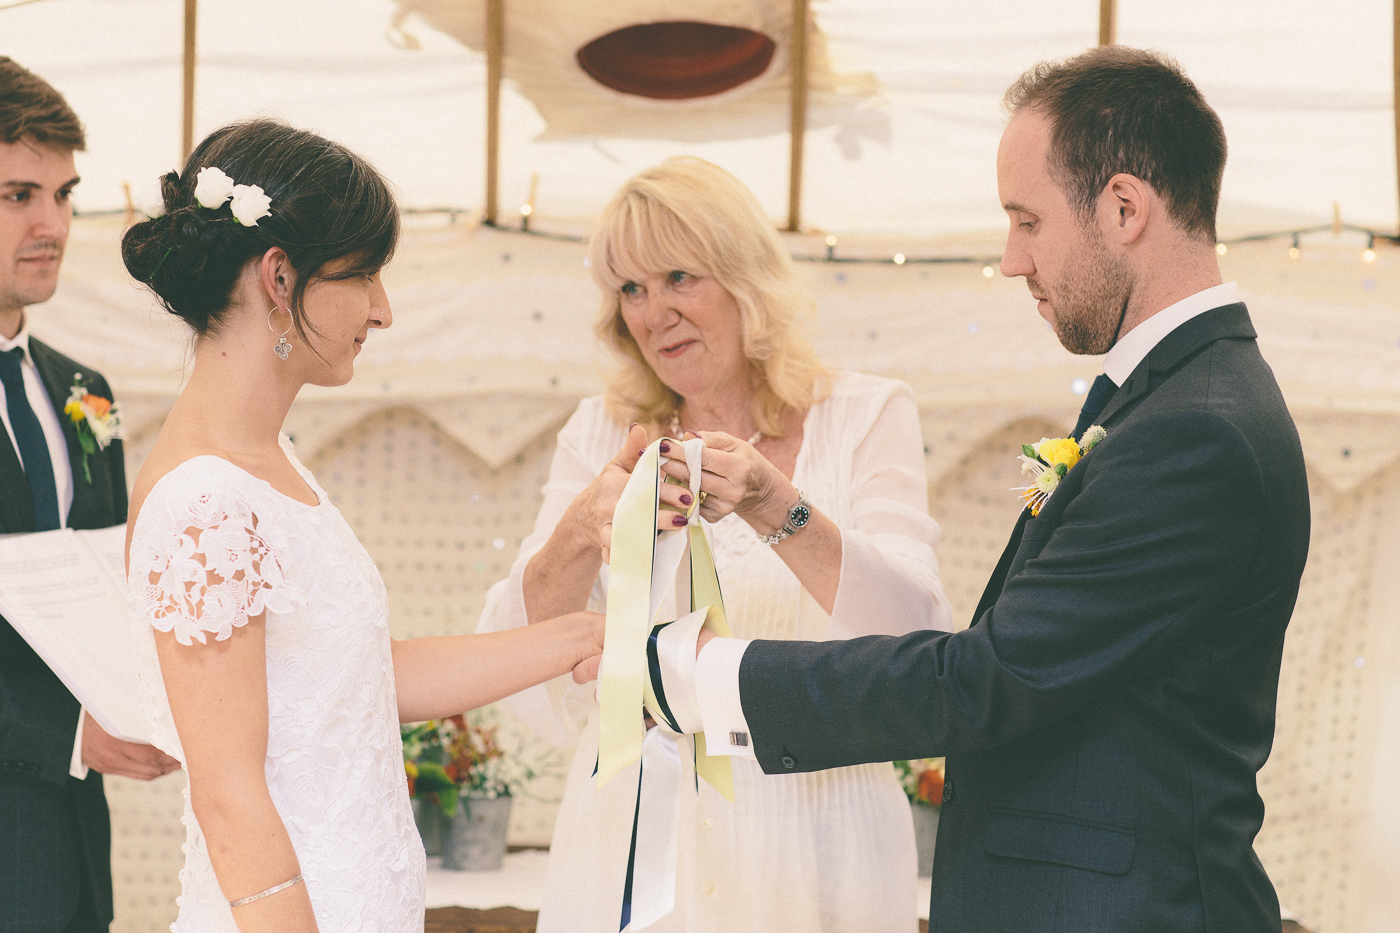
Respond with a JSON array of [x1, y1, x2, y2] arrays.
[[692, 281, 1244, 759], [1, 317, 88, 778]]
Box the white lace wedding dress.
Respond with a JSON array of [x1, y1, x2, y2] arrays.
[[127, 442, 424, 931]]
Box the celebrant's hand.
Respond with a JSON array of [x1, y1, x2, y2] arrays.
[[81, 712, 181, 780], [571, 610, 606, 684], [661, 431, 791, 533], [581, 426, 695, 565]]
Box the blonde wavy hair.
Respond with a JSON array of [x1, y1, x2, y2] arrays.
[[589, 156, 831, 439]]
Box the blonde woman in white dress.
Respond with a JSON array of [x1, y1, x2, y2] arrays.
[[477, 157, 953, 931], [119, 120, 602, 933]]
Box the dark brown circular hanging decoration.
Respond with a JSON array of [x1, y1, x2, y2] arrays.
[[576, 21, 777, 100]]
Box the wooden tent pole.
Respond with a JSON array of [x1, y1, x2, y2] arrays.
[[786, 0, 809, 232], [1099, 0, 1117, 46], [485, 0, 503, 226], [182, 0, 197, 160]]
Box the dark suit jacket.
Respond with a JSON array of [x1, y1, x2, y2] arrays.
[[738, 304, 1310, 933], [1, 337, 126, 929]]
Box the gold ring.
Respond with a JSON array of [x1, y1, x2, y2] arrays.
[[698, 491, 709, 504]]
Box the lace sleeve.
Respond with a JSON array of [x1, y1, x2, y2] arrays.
[[130, 483, 296, 647]]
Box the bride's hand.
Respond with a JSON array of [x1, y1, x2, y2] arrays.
[[575, 425, 696, 564], [660, 431, 790, 531], [571, 610, 606, 684]]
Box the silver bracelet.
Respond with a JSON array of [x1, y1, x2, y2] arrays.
[[229, 873, 304, 908]]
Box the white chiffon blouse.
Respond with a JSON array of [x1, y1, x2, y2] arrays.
[[478, 372, 952, 932]]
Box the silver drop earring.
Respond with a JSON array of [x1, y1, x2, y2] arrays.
[[268, 306, 292, 360]]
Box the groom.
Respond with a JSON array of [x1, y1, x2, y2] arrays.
[[665, 47, 1310, 932]]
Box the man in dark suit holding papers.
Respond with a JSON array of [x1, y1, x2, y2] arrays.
[[1, 57, 178, 933], [660, 47, 1310, 932]]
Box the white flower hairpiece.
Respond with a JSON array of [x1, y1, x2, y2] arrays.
[[229, 184, 272, 226], [192, 166, 272, 226]]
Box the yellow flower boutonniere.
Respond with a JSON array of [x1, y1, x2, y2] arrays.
[[63, 373, 123, 484], [1014, 425, 1106, 516]]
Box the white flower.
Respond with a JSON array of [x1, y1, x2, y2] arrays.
[[87, 402, 122, 447], [229, 184, 272, 226], [193, 166, 235, 209], [1081, 424, 1107, 449], [1031, 469, 1059, 496]]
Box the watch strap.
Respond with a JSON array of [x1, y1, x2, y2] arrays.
[[757, 489, 811, 545]]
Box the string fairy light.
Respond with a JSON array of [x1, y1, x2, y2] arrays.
[[82, 203, 1400, 273]]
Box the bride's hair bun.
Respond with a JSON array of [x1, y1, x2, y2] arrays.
[[121, 119, 399, 338], [121, 171, 250, 334]]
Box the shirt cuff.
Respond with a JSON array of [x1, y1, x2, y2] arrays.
[[70, 710, 89, 780], [694, 637, 756, 760]]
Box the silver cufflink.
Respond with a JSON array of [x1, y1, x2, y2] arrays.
[[729, 731, 749, 747]]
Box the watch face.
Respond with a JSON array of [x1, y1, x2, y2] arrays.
[[789, 502, 811, 528]]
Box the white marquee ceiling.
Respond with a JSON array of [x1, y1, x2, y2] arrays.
[[4, 0, 1395, 237]]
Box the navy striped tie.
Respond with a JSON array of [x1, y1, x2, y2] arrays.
[[0, 347, 61, 530]]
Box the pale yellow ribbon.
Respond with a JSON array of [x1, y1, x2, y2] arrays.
[[596, 436, 734, 799]]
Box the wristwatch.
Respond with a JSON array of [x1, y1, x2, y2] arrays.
[[757, 489, 812, 545]]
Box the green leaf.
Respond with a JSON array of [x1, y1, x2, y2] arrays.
[[413, 761, 458, 818], [1021, 444, 1037, 458]]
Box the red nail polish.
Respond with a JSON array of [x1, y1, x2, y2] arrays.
[[659, 442, 670, 453], [680, 494, 693, 505], [638, 449, 646, 456], [672, 514, 688, 527]]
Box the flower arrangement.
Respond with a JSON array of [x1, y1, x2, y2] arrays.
[[894, 758, 945, 808], [402, 712, 536, 818], [63, 375, 122, 484], [1014, 425, 1106, 516]]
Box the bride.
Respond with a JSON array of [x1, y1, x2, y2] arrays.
[[120, 119, 602, 932]]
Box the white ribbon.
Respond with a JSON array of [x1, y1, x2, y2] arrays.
[[597, 436, 733, 931]]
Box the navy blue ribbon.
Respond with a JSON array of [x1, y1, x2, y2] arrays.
[[645, 622, 681, 733], [619, 754, 644, 930]]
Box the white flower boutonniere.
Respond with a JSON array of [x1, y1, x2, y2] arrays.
[[1013, 426, 1106, 516], [64, 374, 123, 484]]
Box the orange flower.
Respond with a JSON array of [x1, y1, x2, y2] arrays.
[[917, 766, 944, 805], [83, 394, 111, 418]]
